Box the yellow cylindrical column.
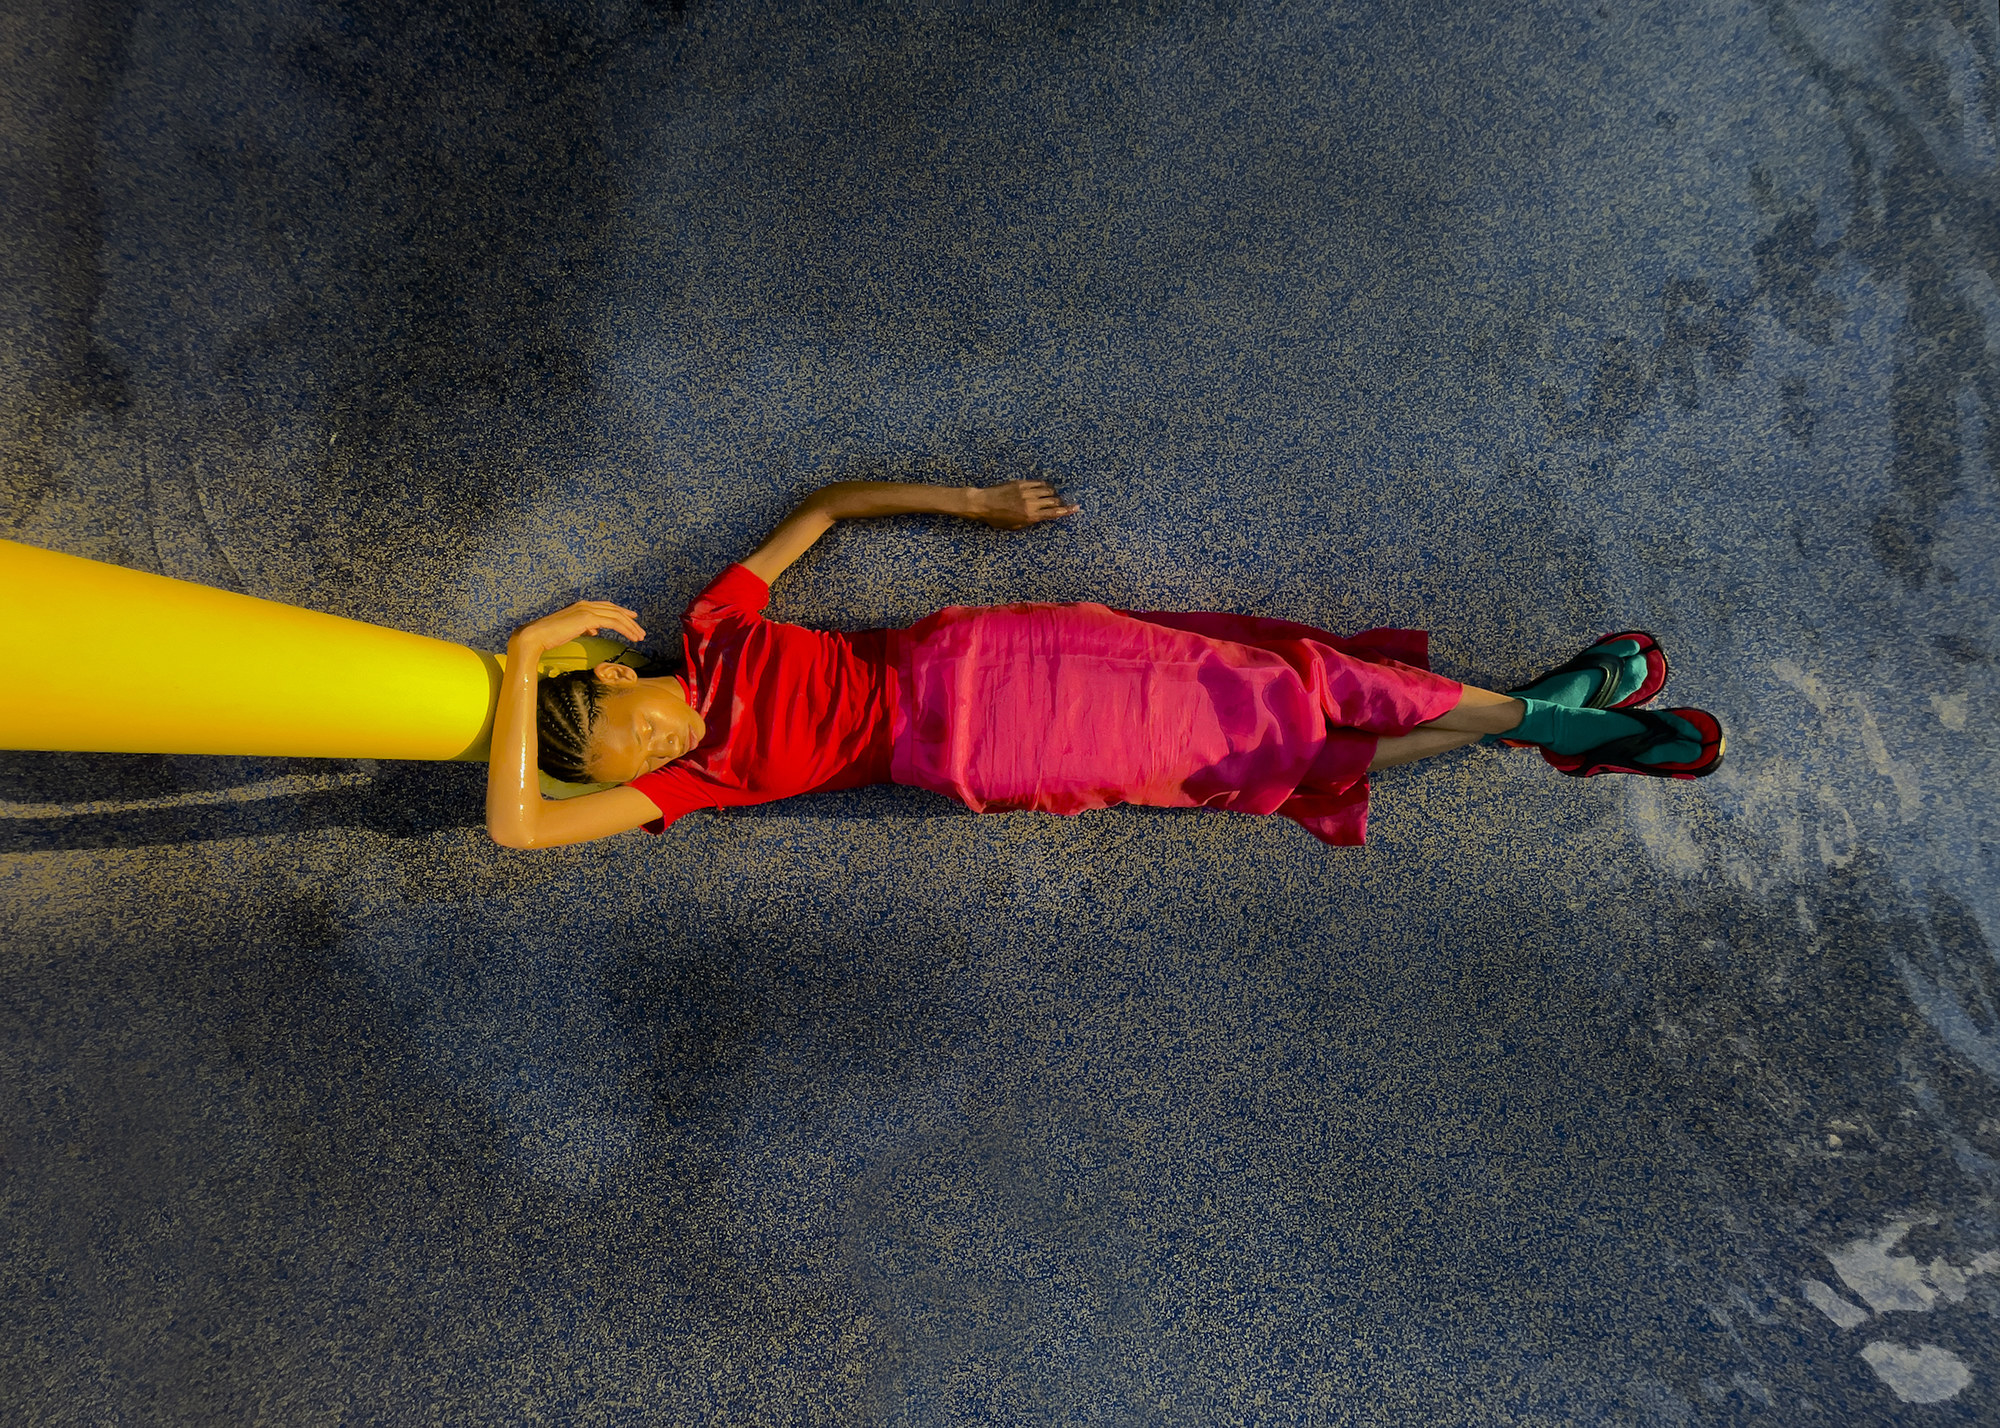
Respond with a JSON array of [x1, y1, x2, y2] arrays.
[[0, 538, 503, 761]]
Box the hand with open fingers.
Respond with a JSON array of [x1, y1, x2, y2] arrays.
[[971, 479, 1080, 531], [509, 599, 646, 656]]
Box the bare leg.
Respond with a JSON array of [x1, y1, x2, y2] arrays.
[[1419, 684, 1526, 733], [1365, 685, 1524, 772], [1368, 727, 1481, 770]]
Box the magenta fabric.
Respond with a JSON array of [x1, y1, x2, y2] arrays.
[[887, 603, 1464, 845]]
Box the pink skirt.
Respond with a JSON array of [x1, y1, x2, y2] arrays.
[[886, 603, 1463, 845]]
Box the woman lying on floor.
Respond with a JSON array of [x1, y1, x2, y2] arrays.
[[484, 480, 1723, 850]]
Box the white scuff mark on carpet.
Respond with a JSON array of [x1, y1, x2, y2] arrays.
[[1859, 1342, 1971, 1404], [1801, 1277, 1869, 1329], [1827, 1218, 1939, 1312]]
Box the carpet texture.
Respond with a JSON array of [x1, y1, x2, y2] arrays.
[[3, 1, 1997, 1421]]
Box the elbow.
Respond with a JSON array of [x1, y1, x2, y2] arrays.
[[809, 482, 870, 520], [486, 822, 537, 850]]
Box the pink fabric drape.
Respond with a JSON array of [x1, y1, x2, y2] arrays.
[[888, 603, 1463, 845]]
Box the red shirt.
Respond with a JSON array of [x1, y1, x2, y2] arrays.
[[628, 565, 895, 833]]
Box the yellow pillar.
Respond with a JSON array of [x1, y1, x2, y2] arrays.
[[0, 537, 507, 761]]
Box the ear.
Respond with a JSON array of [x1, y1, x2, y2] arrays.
[[592, 661, 641, 686]]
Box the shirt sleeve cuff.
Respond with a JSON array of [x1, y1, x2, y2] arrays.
[[699, 563, 772, 614]]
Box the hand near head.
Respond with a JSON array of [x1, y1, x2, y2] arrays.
[[508, 600, 646, 657], [969, 480, 1080, 531], [487, 596, 663, 852]]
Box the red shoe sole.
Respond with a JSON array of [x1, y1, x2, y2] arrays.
[[1594, 630, 1668, 709], [1541, 706, 1725, 780]]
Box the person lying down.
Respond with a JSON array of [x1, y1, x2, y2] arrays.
[[484, 479, 1723, 850]]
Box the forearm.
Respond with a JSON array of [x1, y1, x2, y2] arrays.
[[740, 481, 976, 585], [484, 642, 545, 846], [739, 477, 1073, 585], [808, 480, 979, 522]]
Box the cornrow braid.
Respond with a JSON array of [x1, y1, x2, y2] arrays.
[[535, 670, 606, 784]]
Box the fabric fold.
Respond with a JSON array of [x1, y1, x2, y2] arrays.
[[889, 602, 1462, 845]]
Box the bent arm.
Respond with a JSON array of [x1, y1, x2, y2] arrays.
[[485, 602, 662, 849], [739, 479, 1075, 586]]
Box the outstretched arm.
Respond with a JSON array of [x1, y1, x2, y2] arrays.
[[739, 479, 1077, 586]]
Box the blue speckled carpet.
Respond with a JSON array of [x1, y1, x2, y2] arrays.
[[3, 1, 1998, 1421]]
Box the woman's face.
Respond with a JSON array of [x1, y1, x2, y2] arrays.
[[581, 671, 706, 784]]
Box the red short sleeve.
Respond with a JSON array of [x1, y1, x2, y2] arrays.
[[688, 564, 770, 624], [627, 764, 716, 835], [623, 563, 775, 832]]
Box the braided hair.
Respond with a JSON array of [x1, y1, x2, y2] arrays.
[[535, 670, 609, 784], [534, 662, 688, 785]]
